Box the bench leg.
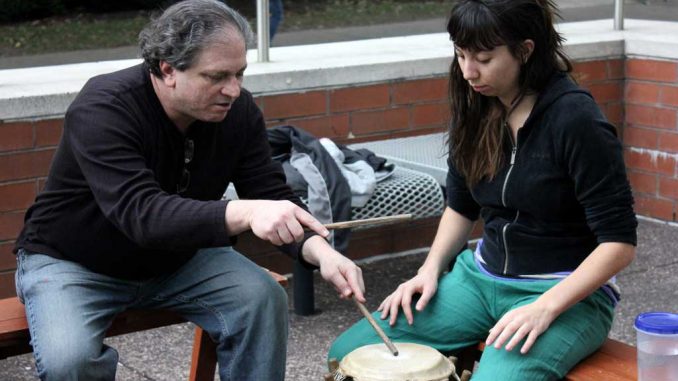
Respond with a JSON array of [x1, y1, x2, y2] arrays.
[[293, 260, 315, 316], [189, 326, 217, 381]]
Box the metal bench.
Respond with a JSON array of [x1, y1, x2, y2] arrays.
[[349, 133, 448, 187], [293, 166, 445, 315], [224, 165, 445, 316]]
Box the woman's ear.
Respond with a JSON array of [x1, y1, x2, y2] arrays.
[[522, 39, 535, 63]]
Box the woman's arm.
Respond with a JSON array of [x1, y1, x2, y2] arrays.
[[378, 206, 475, 325], [419, 206, 476, 277], [486, 241, 635, 354]]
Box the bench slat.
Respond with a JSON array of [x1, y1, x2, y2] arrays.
[[565, 339, 637, 381]]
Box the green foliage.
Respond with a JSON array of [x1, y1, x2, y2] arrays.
[[0, 11, 150, 55]]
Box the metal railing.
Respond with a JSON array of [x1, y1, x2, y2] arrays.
[[614, 0, 624, 30], [256, 0, 270, 62], [253, 0, 626, 61]]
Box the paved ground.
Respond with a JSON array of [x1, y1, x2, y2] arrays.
[[0, 217, 676, 380], [1, 0, 677, 69]]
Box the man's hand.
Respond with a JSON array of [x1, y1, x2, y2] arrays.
[[225, 200, 329, 245], [302, 235, 366, 302]]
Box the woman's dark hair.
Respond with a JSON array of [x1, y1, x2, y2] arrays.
[[447, 0, 572, 186], [139, 0, 254, 78]]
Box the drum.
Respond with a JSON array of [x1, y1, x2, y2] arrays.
[[333, 343, 458, 381]]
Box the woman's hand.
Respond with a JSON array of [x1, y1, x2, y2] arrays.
[[377, 268, 439, 326], [485, 299, 558, 354], [486, 242, 635, 355]]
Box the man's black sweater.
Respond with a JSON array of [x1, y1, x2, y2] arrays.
[[16, 64, 304, 279]]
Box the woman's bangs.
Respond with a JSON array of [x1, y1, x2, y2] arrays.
[[448, 3, 504, 52]]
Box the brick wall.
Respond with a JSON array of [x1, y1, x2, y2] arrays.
[[0, 57, 676, 298], [623, 59, 678, 221]]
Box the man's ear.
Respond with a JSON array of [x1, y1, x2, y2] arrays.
[[522, 39, 535, 63], [158, 61, 177, 87]]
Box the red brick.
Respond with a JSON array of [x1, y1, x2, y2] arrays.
[[605, 102, 624, 125], [573, 60, 608, 83], [627, 59, 678, 82], [274, 114, 350, 139], [633, 195, 675, 221], [607, 59, 625, 80], [0, 211, 24, 241], [392, 78, 448, 105], [659, 177, 678, 200], [351, 108, 409, 136], [624, 149, 677, 176], [35, 119, 63, 147], [587, 82, 623, 103], [0, 181, 37, 212], [661, 85, 678, 107], [623, 126, 658, 149], [412, 103, 448, 128], [626, 82, 661, 104], [0, 121, 33, 152], [0, 150, 55, 182], [262, 91, 327, 119], [628, 171, 657, 194], [626, 104, 677, 130], [0, 271, 17, 298], [658, 132, 678, 153], [330, 85, 389, 112], [0, 241, 16, 272]]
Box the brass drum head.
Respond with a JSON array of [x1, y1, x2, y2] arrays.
[[338, 343, 455, 381]]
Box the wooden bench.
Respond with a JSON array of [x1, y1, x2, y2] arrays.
[[459, 339, 637, 380], [0, 269, 288, 381]]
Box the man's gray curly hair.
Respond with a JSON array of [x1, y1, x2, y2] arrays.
[[139, 0, 253, 77]]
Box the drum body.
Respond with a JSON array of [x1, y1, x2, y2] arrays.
[[335, 343, 455, 381]]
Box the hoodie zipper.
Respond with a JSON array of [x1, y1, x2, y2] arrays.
[[501, 143, 518, 274]]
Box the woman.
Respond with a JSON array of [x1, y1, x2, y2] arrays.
[[328, 0, 637, 379]]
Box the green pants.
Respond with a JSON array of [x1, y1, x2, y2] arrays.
[[328, 249, 615, 381]]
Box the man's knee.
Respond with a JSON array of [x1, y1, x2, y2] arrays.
[[242, 271, 287, 313], [35, 343, 117, 381]]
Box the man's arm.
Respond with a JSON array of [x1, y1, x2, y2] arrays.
[[225, 199, 365, 301]]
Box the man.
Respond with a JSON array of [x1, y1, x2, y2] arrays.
[[14, 1, 365, 380]]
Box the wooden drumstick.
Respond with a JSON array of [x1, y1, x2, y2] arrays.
[[320, 214, 413, 231], [352, 296, 399, 356]]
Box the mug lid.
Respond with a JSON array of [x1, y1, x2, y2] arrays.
[[634, 312, 678, 334]]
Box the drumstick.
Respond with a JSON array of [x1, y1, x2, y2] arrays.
[[322, 214, 413, 230], [352, 296, 399, 356]]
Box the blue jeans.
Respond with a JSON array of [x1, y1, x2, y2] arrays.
[[15, 247, 288, 381]]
